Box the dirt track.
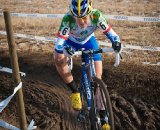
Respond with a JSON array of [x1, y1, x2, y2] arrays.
[[0, 43, 160, 130], [0, 0, 160, 129]]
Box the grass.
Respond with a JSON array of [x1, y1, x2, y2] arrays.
[[0, 0, 160, 64]]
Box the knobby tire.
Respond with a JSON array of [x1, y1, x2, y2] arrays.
[[90, 77, 115, 130]]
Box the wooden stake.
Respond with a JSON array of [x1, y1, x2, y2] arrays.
[[3, 10, 27, 130]]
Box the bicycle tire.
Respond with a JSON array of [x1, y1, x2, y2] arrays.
[[90, 77, 115, 130]]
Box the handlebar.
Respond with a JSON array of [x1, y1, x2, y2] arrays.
[[73, 47, 121, 67]]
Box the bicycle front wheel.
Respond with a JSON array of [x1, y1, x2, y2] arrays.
[[90, 77, 114, 130]]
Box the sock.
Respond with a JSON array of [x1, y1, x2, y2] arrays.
[[99, 110, 107, 125], [66, 80, 78, 93]]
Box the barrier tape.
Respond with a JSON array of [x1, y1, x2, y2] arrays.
[[0, 12, 160, 22], [0, 82, 37, 129], [0, 120, 19, 130], [125, 44, 160, 51], [0, 65, 26, 77], [142, 62, 160, 66], [28, 120, 37, 130], [0, 82, 22, 112], [98, 41, 160, 52], [105, 15, 160, 22], [1, 31, 160, 52], [0, 31, 57, 42], [0, 119, 37, 130]]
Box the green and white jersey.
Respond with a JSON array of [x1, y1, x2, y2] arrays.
[[56, 9, 120, 52]]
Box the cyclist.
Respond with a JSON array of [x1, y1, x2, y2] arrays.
[[54, 0, 122, 129]]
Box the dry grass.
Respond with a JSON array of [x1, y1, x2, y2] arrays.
[[0, 0, 160, 64], [1, 0, 160, 16]]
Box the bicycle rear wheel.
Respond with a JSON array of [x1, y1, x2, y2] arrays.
[[90, 77, 114, 130]]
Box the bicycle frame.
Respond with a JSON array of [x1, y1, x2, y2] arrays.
[[79, 52, 97, 110], [72, 47, 120, 129], [69, 48, 120, 111]]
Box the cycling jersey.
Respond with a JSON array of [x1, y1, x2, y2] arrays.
[[55, 9, 120, 53]]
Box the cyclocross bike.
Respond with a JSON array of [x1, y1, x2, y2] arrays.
[[68, 47, 121, 130]]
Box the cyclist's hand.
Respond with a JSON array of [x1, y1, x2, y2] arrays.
[[112, 41, 122, 53], [63, 46, 75, 57]]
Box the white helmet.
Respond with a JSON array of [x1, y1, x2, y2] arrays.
[[70, 0, 92, 18]]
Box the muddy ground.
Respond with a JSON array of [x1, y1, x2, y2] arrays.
[[0, 43, 160, 130], [0, 0, 160, 130]]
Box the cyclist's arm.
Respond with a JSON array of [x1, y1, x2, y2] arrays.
[[95, 10, 120, 44], [55, 14, 73, 53]]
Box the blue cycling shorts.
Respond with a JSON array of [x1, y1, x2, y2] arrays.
[[55, 36, 102, 63]]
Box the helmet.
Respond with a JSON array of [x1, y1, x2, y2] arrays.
[[70, 0, 92, 18]]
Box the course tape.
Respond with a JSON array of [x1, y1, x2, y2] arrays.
[[0, 31, 57, 42], [0, 65, 26, 77], [0, 120, 19, 130], [0, 82, 22, 113], [1, 31, 160, 52], [105, 15, 160, 22], [142, 62, 160, 66], [0, 12, 160, 22], [0, 119, 37, 130], [0, 82, 37, 129], [98, 41, 160, 52]]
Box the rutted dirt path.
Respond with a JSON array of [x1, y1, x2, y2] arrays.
[[0, 0, 160, 129], [0, 47, 160, 130]]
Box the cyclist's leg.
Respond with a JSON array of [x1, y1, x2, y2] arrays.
[[83, 37, 104, 103], [87, 36, 103, 79], [94, 64, 111, 128], [54, 39, 79, 91], [88, 37, 110, 128], [94, 61, 102, 79], [54, 51, 73, 84], [94, 61, 106, 110], [94, 61, 106, 112], [54, 39, 82, 110], [90, 38, 104, 110]]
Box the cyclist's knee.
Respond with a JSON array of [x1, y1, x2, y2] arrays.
[[54, 52, 67, 67]]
